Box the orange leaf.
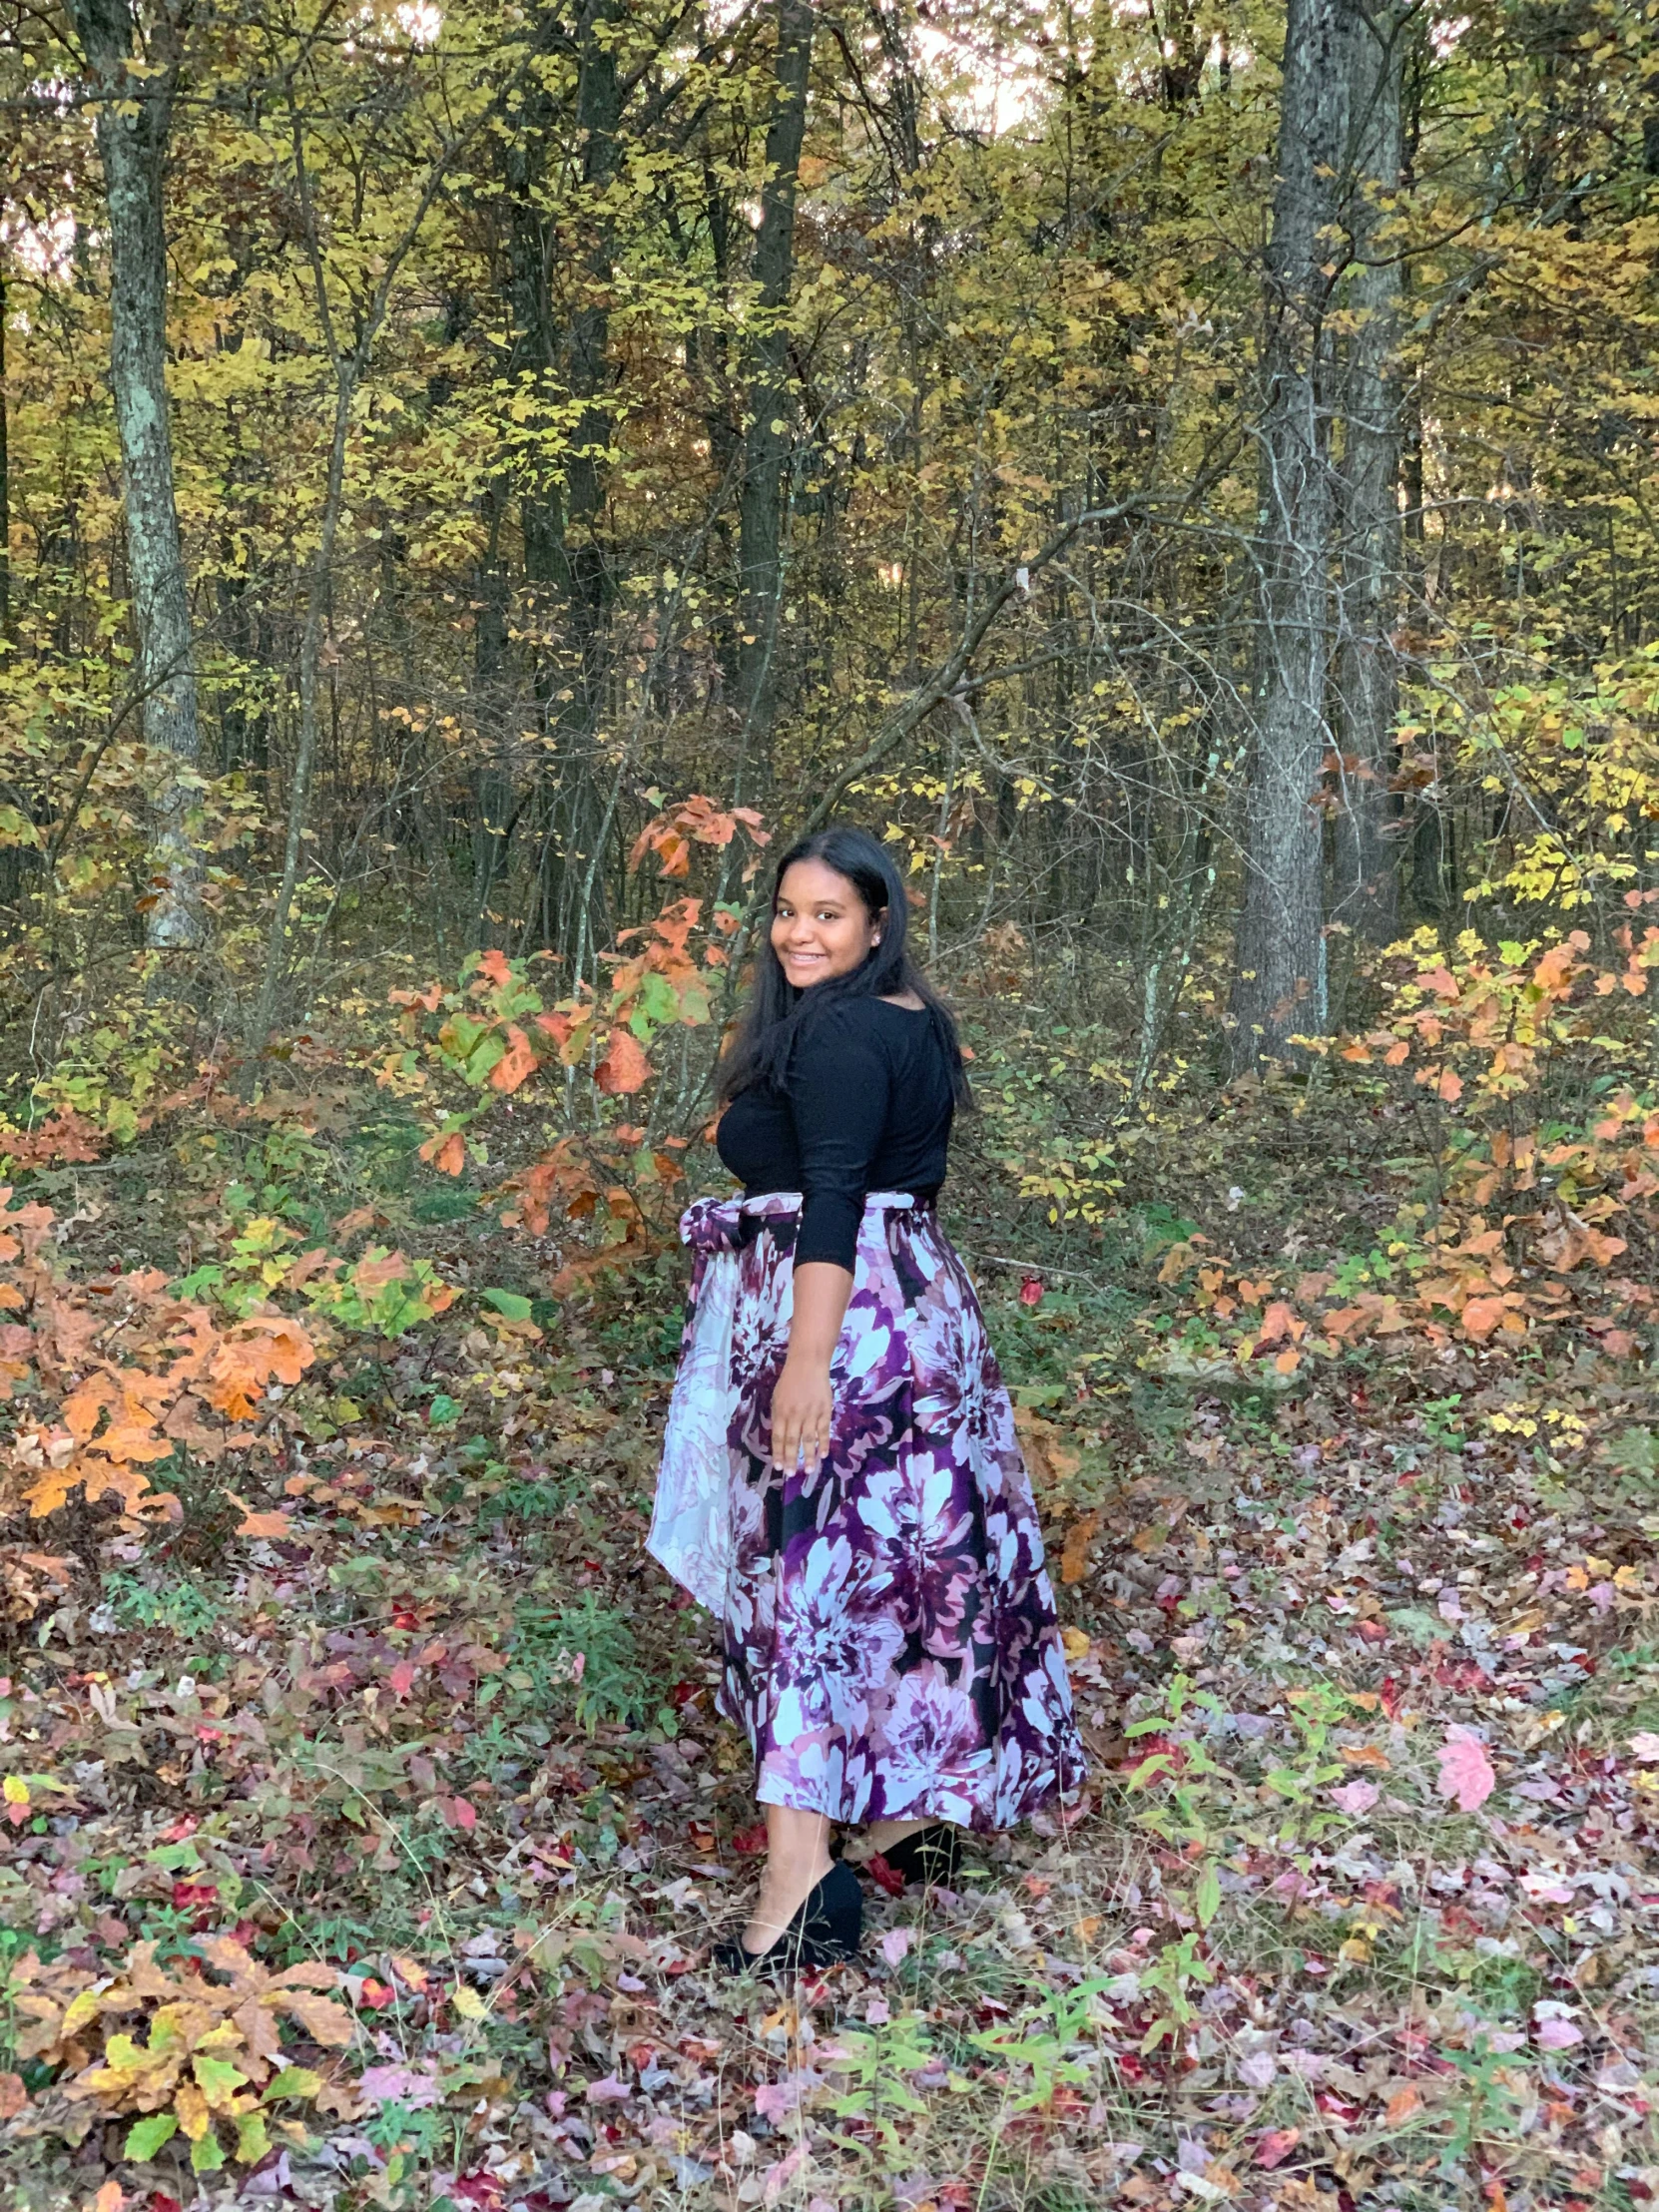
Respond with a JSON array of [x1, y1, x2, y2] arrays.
[[421, 1131, 465, 1177], [95, 1405, 172, 1463], [270, 1987, 353, 2045], [85, 1461, 170, 1519], [1459, 1296, 1507, 1339], [266, 1319, 313, 1383], [22, 1463, 79, 1518], [1437, 1067, 1462, 1103], [62, 1377, 120, 1444], [353, 1251, 410, 1295], [595, 1028, 651, 1096], [1258, 1300, 1298, 1346], [490, 1024, 537, 1094], [1385, 2084, 1423, 2126], [223, 1491, 293, 1540], [1059, 1512, 1100, 1586]]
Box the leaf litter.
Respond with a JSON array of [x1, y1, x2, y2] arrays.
[[2, 1138, 1658, 2210]]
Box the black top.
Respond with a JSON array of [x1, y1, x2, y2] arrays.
[[717, 995, 955, 1270]]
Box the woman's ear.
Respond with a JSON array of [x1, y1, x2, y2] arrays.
[[871, 906, 888, 945]]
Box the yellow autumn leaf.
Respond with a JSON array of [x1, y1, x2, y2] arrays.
[[175, 2079, 212, 2141]]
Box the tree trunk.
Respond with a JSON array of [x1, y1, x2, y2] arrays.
[[563, 0, 621, 702], [69, 0, 204, 952], [0, 232, 10, 644], [734, 0, 815, 765], [1228, 0, 1350, 1071], [1332, 0, 1408, 947], [505, 1, 621, 960]]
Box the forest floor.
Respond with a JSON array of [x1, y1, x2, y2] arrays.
[[2, 1054, 1657, 2212]]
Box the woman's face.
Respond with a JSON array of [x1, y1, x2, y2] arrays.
[[772, 858, 885, 990]]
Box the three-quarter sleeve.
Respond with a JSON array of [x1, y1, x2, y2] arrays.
[[785, 1004, 891, 1270]]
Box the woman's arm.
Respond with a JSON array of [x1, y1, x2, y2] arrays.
[[770, 1006, 890, 1475], [771, 1262, 852, 1475]]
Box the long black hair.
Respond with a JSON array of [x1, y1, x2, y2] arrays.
[[717, 823, 974, 1108]]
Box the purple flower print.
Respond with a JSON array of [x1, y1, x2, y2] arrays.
[[649, 1189, 1086, 1834]]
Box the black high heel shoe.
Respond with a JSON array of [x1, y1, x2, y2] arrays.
[[866, 1823, 962, 1893], [713, 1859, 863, 1976]]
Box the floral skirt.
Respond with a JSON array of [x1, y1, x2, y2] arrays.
[[649, 1189, 1086, 1831]]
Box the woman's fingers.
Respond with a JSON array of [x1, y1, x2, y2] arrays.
[[771, 1371, 831, 1472], [771, 1390, 798, 1473]]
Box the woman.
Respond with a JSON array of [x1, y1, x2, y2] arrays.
[[649, 825, 1085, 1973]]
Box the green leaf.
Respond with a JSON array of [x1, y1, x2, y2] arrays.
[[193, 2052, 249, 2107], [148, 1840, 203, 1873], [125, 2112, 180, 2160], [636, 971, 681, 1027], [463, 1030, 506, 1086], [1195, 1862, 1222, 1929], [264, 2065, 323, 2101], [1385, 1605, 1443, 1647], [481, 1287, 533, 1322], [191, 2128, 228, 2173], [235, 2108, 272, 2164]]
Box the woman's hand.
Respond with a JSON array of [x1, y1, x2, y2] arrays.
[[772, 1260, 852, 1475], [771, 1353, 834, 1475]]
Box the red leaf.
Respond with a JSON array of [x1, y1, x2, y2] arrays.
[[1255, 2127, 1301, 2169], [731, 1822, 769, 1856], [1018, 1276, 1044, 1307], [386, 1660, 418, 1700], [866, 1852, 907, 1899], [449, 1795, 478, 1833]]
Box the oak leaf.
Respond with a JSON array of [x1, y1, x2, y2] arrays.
[[222, 1492, 292, 1541], [594, 1028, 651, 1096], [490, 1024, 537, 1094], [421, 1130, 466, 1176]]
